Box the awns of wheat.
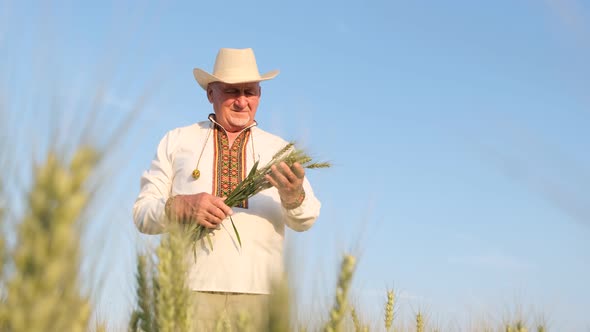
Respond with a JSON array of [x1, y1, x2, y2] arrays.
[[190, 142, 330, 255]]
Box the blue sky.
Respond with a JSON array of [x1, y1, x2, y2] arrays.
[[2, 0, 589, 330]]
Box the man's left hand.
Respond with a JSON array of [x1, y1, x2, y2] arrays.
[[266, 162, 305, 209]]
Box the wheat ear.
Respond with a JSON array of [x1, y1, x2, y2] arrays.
[[384, 289, 395, 332], [0, 147, 98, 332], [324, 254, 357, 332], [416, 311, 424, 332]]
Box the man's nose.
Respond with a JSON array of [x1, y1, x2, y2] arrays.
[[234, 95, 248, 107]]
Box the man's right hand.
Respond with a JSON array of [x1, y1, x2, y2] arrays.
[[166, 193, 233, 229]]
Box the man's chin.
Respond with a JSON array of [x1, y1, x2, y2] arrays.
[[229, 117, 252, 129]]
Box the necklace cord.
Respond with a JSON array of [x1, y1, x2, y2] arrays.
[[192, 125, 213, 180]]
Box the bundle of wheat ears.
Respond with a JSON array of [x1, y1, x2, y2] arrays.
[[189, 142, 330, 255]]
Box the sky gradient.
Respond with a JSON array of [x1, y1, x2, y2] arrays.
[[1, 0, 589, 330]]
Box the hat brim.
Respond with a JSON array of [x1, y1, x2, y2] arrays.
[[193, 68, 280, 90]]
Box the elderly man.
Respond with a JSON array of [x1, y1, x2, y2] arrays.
[[133, 48, 321, 329]]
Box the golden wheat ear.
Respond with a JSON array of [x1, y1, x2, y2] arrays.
[[416, 311, 425, 332], [324, 254, 357, 332], [384, 289, 395, 332]]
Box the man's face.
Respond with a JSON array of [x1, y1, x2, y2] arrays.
[[207, 82, 261, 132]]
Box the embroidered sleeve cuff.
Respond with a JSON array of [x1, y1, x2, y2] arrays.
[[281, 189, 306, 210]]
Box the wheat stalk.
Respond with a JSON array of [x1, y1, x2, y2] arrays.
[[535, 316, 547, 332], [350, 306, 362, 332], [129, 253, 156, 332], [154, 225, 193, 332], [384, 289, 395, 332], [191, 142, 330, 252], [416, 311, 424, 332], [0, 147, 98, 332], [324, 254, 356, 332], [128, 311, 140, 332], [515, 320, 528, 332]]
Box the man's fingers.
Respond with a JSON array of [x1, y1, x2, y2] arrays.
[[201, 218, 219, 229], [290, 162, 305, 179], [216, 199, 234, 216], [209, 205, 229, 221], [277, 162, 305, 182], [278, 163, 298, 182], [181, 194, 232, 228], [265, 173, 279, 188], [199, 211, 223, 229], [270, 164, 291, 185], [266, 163, 306, 193]]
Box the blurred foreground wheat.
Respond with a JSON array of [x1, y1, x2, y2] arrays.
[[129, 225, 193, 332], [0, 147, 100, 331]]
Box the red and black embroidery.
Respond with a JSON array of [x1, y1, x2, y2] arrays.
[[212, 125, 250, 208]]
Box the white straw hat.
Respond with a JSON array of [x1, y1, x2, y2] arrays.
[[193, 48, 280, 90]]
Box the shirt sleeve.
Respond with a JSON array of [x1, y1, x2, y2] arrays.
[[281, 177, 321, 232], [132, 130, 176, 234]]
